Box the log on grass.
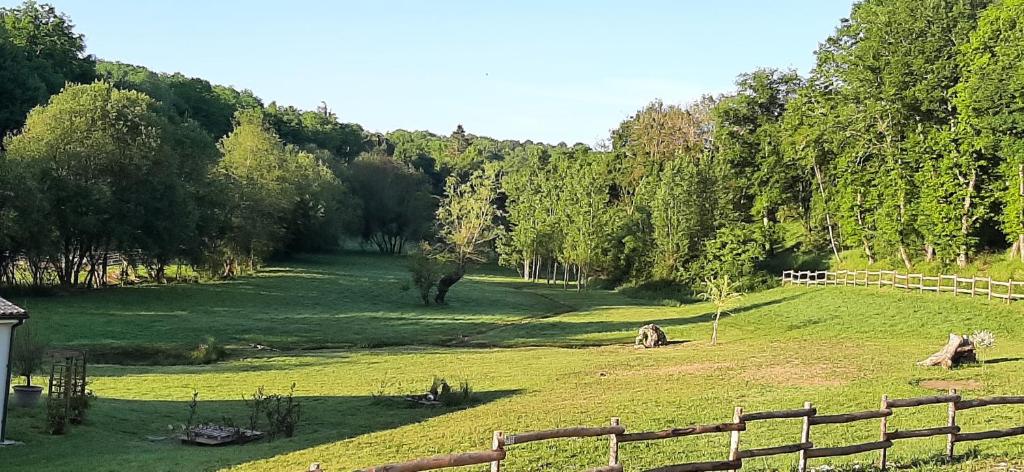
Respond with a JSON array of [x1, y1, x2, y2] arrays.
[[804, 440, 892, 459], [738, 442, 813, 459], [809, 409, 891, 425], [644, 459, 742, 472], [918, 333, 977, 369], [361, 449, 505, 472], [505, 426, 625, 445], [618, 423, 745, 443], [740, 407, 816, 422]]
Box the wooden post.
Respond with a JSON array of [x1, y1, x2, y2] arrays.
[[491, 431, 504, 472], [971, 277, 976, 297], [729, 407, 743, 472], [988, 278, 993, 301], [947, 389, 957, 460], [879, 395, 889, 470], [1008, 280, 1013, 304], [798, 402, 812, 472], [609, 418, 620, 466], [953, 275, 958, 296]]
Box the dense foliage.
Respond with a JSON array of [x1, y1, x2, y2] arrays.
[[4, 0, 1024, 297]]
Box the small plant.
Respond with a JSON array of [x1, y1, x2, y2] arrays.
[[46, 399, 68, 435], [12, 324, 49, 386], [244, 386, 268, 431], [698, 275, 744, 346], [188, 337, 227, 364], [969, 330, 995, 349], [263, 383, 302, 439], [183, 389, 200, 442]]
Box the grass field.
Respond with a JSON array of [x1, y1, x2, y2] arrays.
[[3, 253, 1024, 471]]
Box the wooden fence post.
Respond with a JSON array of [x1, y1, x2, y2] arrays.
[[729, 407, 743, 472], [798, 401, 812, 472], [609, 418, 620, 466], [971, 278, 976, 297], [1008, 280, 1013, 304], [947, 389, 957, 460], [491, 431, 504, 472], [879, 395, 889, 470], [988, 278, 993, 301]]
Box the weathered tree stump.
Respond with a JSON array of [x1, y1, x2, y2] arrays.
[[635, 324, 668, 348], [918, 333, 977, 369]]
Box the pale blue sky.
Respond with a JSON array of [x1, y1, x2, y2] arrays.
[[22, 1, 854, 144]]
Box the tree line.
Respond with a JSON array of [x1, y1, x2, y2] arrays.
[[3, 0, 1024, 299]]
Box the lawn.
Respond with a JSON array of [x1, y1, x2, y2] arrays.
[[3, 253, 1023, 471]]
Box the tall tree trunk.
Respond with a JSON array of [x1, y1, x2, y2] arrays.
[[813, 163, 843, 262], [957, 171, 977, 268], [711, 309, 721, 346], [523, 256, 531, 281], [898, 245, 912, 270]]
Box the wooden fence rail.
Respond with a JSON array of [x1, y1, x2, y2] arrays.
[[781, 270, 1024, 302], [352, 392, 1023, 472]]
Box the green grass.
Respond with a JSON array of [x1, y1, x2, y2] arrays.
[[3, 253, 1024, 471]]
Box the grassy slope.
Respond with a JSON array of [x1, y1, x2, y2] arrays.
[[3, 254, 1023, 471]]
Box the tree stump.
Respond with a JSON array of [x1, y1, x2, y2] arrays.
[[635, 324, 668, 348], [918, 333, 977, 369]]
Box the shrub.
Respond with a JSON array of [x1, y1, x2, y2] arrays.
[[245, 383, 303, 439], [188, 337, 227, 364], [407, 245, 446, 305], [263, 383, 302, 439]]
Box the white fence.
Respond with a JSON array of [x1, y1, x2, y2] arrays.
[[781, 269, 1024, 302]]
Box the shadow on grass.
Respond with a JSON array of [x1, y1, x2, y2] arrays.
[[984, 357, 1024, 365], [4, 389, 521, 471]]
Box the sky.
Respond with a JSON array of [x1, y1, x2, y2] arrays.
[[23, 0, 855, 145]]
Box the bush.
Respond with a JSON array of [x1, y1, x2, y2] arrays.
[[188, 337, 227, 364], [245, 383, 303, 439], [407, 245, 446, 305]]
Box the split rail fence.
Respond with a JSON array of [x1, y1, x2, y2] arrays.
[[351, 390, 1024, 472], [782, 269, 1024, 302]]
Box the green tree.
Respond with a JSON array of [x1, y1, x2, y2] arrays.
[[0, 1, 94, 138], [346, 154, 435, 254], [4, 82, 176, 287], [434, 168, 499, 303], [956, 0, 1024, 261]]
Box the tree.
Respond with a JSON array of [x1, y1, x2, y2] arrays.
[[346, 154, 435, 254], [214, 109, 297, 275], [699, 275, 743, 346], [956, 0, 1024, 261], [0, 0, 95, 139], [713, 69, 804, 224], [434, 168, 499, 304], [4, 82, 178, 287]]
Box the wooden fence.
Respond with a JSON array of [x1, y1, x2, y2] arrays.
[[350, 390, 1024, 472], [782, 269, 1024, 302]]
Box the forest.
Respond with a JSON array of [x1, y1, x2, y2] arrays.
[[2, 0, 1024, 298]]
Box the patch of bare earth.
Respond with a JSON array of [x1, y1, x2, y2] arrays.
[[918, 379, 984, 391]]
